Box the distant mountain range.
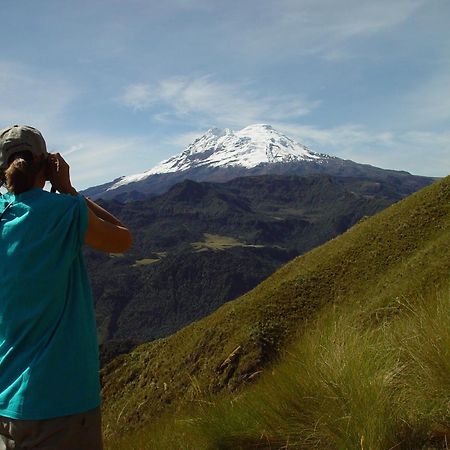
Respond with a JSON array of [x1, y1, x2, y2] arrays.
[[83, 124, 433, 201]]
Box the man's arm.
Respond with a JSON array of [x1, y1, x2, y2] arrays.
[[84, 207, 132, 253], [84, 196, 123, 226]]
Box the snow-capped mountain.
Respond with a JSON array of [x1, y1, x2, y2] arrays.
[[108, 124, 328, 191], [82, 124, 427, 201]]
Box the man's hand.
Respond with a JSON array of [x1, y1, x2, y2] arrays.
[[47, 153, 77, 195]]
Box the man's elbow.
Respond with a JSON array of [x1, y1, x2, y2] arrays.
[[116, 228, 133, 253], [84, 217, 133, 253], [102, 227, 133, 254], [122, 229, 133, 252]]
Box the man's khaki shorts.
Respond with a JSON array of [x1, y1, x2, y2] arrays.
[[0, 406, 103, 450]]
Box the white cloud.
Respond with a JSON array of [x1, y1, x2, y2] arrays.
[[306, 0, 424, 39], [120, 75, 319, 127], [165, 130, 205, 148], [121, 83, 154, 111], [273, 122, 449, 177], [45, 131, 165, 189], [274, 123, 394, 150], [401, 130, 450, 148], [0, 61, 77, 132], [236, 0, 427, 59], [403, 65, 450, 126], [108, 0, 214, 13]]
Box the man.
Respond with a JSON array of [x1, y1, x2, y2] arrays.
[[0, 125, 132, 449]]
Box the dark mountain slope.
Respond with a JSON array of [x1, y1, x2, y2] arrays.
[[100, 176, 450, 439], [84, 159, 433, 201]]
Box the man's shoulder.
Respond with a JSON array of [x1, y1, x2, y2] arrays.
[[39, 189, 82, 206], [30, 190, 85, 219]]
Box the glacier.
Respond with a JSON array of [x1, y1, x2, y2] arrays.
[[107, 124, 327, 191]]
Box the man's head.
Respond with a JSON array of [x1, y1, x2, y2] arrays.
[[0, 125, 48, 170]]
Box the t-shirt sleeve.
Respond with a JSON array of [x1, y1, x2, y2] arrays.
[[57, 194, 89, 259], [76, 194, 89, 248]]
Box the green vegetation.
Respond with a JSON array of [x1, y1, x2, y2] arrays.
[[101, 176, 449, 448]]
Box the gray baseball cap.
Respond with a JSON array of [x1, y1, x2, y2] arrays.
[[0, 125, 48, 169]]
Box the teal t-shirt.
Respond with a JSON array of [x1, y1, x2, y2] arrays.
[[0, 188, 100, 419]]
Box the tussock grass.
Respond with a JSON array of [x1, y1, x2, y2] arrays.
[[195, 287, 450, 450], [394, 289, 450, 446], [105, 287, 450, 449]]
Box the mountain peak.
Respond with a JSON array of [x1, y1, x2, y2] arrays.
[[240, 123, 274, 132], [108, 124, 326, 191], [204, 127, 229, 138]]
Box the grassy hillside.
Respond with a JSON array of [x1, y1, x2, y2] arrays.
[[101, 176, 449, 445], [108, 286, 450, 449]]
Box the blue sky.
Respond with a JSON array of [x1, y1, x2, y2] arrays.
[[1, 0, 449, 188]]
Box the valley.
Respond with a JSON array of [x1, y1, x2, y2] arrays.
[[86, 174, 433, 365]]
